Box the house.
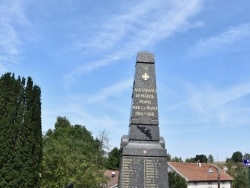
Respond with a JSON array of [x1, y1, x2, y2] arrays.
[[168, 162, 234, 188], [104, 170, 119, 188]]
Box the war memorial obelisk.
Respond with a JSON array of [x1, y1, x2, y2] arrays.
[[119, 52, 169, 188]]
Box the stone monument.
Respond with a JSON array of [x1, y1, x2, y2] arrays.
[[119, 52, 169, 188]]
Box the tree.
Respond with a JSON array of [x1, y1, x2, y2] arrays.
[[226, 158, 233, 163], [232, 151, 243, 163], [55, 116, 71, 129], [0, 73, 42, 187], [232, 164, 248, 188], [171, 156, 183, 162], [225, 160, 249, 188], [185, 157, 195, 163], [106, 147, 121, 170], [42, 117, 107, 188], [243, 153, 250, 160], [207, 154, 214, 163], [97, 130, 110, 157], [168, 171, 187, 188], [195, 154, 208, 163], [166, 153, 171, 161]]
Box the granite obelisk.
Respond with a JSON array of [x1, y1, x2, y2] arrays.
[[119, 52, 169, 188]]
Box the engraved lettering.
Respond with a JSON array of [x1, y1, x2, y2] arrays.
[[135, 88, 157, 93], [135, 94, 155, 98], [134, 88, 142, 92], [139, 100, 151, 104], [144, 112, 154, 116], [146, 106, 157, 111], [133, 106, 140, 110], [135, 112, 143, 116]]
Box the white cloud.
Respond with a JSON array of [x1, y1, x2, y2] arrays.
[[0, 0, 30, 65], [187, 82, 250, 111], [41, 79, 133, 140], [160, 77, 250, 129], [64, 56, 123, 87], [182, 82, 250, 127], [65, 0, 204, 86], [86, 78, 133, 103], [63, 77, 133, 104], [77, 1, 164, 52], [189, 24, 250, 57], [42, 78, 133, 131], [0, 64, 8, 76], [42, 100, 124, 134]]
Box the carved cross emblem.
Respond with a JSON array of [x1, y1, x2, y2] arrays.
[[142, 73, 149, 80]]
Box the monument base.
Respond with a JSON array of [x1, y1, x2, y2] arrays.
[[119, 136, 169, 188]]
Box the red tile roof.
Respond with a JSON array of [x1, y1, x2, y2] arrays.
[[104, 170, 119, 187], [168, 162, 233, 182]]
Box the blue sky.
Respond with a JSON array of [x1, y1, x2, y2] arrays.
[[1, 0, 250, 161]]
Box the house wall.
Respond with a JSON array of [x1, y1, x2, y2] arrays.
[[188, 181, 232, 188]]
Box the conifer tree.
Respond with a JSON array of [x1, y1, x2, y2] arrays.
[[0, 73, 42, 187]]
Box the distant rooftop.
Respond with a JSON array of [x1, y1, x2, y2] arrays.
[[104, 170, 119, 188], [168, 162, 233, 182]]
